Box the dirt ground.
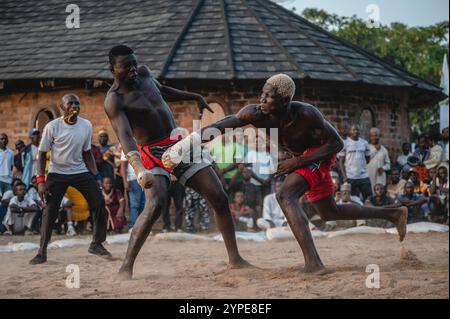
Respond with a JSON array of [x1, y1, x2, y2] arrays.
[[0, 232, 448, 299]]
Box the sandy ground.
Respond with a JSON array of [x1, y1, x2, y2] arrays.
[[0, 232, 448, 299]]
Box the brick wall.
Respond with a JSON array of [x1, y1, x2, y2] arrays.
[[0, 83, 410, 161]]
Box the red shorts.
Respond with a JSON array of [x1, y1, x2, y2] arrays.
[[137, 134, 182, 173], [295, 146, 336, 203]]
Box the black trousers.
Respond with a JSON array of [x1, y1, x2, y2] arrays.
[[162, 181, 186, 230], [347, 177, 373, 202], [38, 172, 107, 255]]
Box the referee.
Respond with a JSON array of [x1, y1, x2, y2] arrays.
[[30, 94, 111, 265]]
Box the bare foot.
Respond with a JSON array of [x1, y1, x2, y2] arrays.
[[116, 268, 133, 281], [395, 207, 408, 242], [302, 265, 332, 275], [228, 257, 257, 270]]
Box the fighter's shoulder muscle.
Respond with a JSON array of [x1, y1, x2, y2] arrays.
[[236, 104, 263, 124], [104, 90, 124, 117], [291, 101, 325, 125], [138, 65, 152, 78]]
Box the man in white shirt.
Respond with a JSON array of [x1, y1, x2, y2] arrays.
[[367, 127, 391, 187], [30, 94, 110, 265], [0, 133, 14, 196], [338, 124, 373, 201], [3, 182, 40, 235], [397, 142, 412, 169], [257, 178, 287, 230]]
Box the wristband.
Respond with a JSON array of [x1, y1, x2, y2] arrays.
[[36, 175, 46, 184]]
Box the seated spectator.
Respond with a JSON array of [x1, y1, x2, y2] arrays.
[[53, 196, 77, 236], [408, 168, 429, 195], [386, 167, 407, 199], [428, 164, 449, 224], [3, 182, 40, 235], [102, 177, 126, 232], [1, 178, 25, 234], [337, 183, 365, 228], [257, 178, 287, 230], [423, 167, 437, 186], [337, 183, 364, 206], [365, 184, 396, 228], [229, 191, 256, 231], [397, 181, 429, 224], [331, 170, 342, 201], [184, 187, 210, 233]]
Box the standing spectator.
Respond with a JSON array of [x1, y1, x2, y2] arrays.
[[0, 133, 14, 196], [209, 134, 244, 194], [423, 133, 444, 171], [257, 178, 287, 230], [229, 165, 260, 215], [120, 151, 145, 231], [412, 134, 430, 181], [229, 191, 255, 231], [184, 187, 211, 233], [13, 140, 26, 179], [428, 163, 449, 224], [338, 124, 372, 201], [102, 177, 127, 232], [398, 181, 429, 223], [162, 175, 185, 233], [365, 184, 396, 228], [396, 142, 412, 170], [21, 128, 41, 187], [441, 127, 449, 162], [29, 94, 110, 265], [91, 143, 104, 173], [97, 129, 116, 180], [3, 182, 40, 235], [245, 134, 275, 209], [367, 128, 391, 187], [386, 167, 407, 199]]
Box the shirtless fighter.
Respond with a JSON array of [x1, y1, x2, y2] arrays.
[[163, 74, 408, 273], [104, 45, 249, 280]]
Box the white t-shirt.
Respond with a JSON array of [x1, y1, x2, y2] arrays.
[[0, 147, 14, 184], [120, 151, 137, 182], [4, 196, 36, 226], [31, 144, 39, 178], [39, 117, 92, 175], [262, 193, 286, 227], [338, 137, 370, 179]]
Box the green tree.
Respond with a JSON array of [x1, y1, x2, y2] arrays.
[[302, 8, 449, 137]]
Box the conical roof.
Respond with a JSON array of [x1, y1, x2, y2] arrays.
[[0, 0, 445, 104]]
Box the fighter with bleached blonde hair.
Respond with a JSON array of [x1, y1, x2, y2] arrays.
[[164, 73, 408, 273]]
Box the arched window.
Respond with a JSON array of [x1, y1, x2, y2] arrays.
[[359, 108, 376, 141], [34, 108, 56, 132]]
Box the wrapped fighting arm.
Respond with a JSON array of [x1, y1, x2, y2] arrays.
[[126, 151, 154, 188], [162, 132, 201, 169]]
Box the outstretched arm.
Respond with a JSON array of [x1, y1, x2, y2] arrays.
[[200, 105, 257, 143], [151, 77, 213, 115]]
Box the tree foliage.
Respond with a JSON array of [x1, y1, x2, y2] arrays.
[[302, 8, 449, 137]]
